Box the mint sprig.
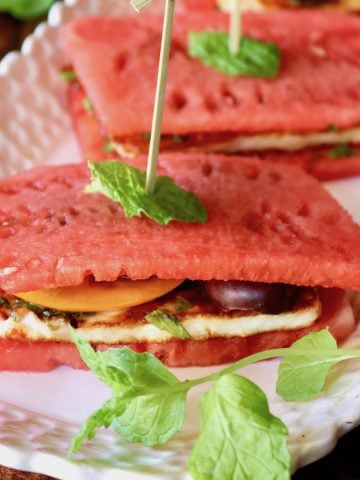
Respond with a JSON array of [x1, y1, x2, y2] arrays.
[[189, 31, 281, 79], [69, 329, 360, 479], [85, 160, 207, 225]]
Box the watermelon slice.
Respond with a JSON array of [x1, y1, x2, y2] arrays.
[[1, 154, 360, 293], [67, 83, 360, 181], [61, 11, 360, 137]]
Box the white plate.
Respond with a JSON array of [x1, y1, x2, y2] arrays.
[[1, 1, 360, 479]]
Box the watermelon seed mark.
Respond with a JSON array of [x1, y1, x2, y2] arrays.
[[268, 171, 281, 183], [115, 53, 128, 72], [201, 162, 213, 177], [169, 91, 187, 111], [204, 96, 218, 113], [221, 85, 238, 107], [243, 165, 259, 180], [346, 86, 360, 102], [260, 200, 270, 215], [57, 215, 67, 227], [242, 212, 263, 234], [320, 212, 339, 226], [68, 206, 81, 217], [107, 204, 120, 215], [254, 86, 265, 105], [88, 207, 100, 214], [170, 40, 186, 59], [297, 205, 310, 218], [0, 185, 20, 195]]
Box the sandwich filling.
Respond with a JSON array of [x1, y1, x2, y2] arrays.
[[0, 281, 326, 344]]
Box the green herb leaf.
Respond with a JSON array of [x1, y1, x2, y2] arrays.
[[0, 0, 55, 19], [172, 135, 185, 144], [82, 98, 93, 112], [326, 124, 340, 133], [189, 374, 290, 480], [102, 140, 117, 153], [71, 330, 131, 390], [145, 309, 191, 339], [85, 160, 207, 225], [0, 296, 10, 308], [71, 335, 188, 449], [69, 397, 127, 455], [70, 328, 360, 477], [175, 295, 193, 313], [276, 330, 360, 402], [327, 144, 359, 159], [189, 31, 281, 79], [58, 68, 77, 83], [112, 387, 187, 446]]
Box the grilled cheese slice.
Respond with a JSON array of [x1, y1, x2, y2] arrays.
[[0, 288, 321, 343], [199, 126, 360, 153]]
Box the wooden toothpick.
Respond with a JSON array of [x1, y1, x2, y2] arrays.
[[145, 0, 176, 194], [229, 0, 241, 55]]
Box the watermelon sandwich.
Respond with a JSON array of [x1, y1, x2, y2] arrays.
[[181, 0, 360, 13], [61, 10, 360, 180], [0, 153, 359, 371]]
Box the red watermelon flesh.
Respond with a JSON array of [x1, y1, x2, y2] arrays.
[[68, 83, 360, 181], [180, 0, 216, 9], [259, 148, 360, 181], [1, 155, 360, 293], [60, 11, 360, 137], [0, 288, 355, 370]]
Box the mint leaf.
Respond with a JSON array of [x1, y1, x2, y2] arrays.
[[107, 348, 188, 445], [189, 374, 290, 480], [0, 0, 55, 18], [327, 144, 359, 159], [72, 335, 187, 448], [189, 31, 281, 79], [86, 160, 207, 225], [71, 330, 131, 390], [175, 295, 193, 312], [145, 309, 191, 339], [276, 329, 359, 402], [69, 397, 126, 455], [112, 387, 187, 446]]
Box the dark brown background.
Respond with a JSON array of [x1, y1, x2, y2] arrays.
[[1, 9, 360, 480]]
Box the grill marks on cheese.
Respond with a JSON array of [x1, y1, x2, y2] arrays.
[[0, 286, 321, 343]]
